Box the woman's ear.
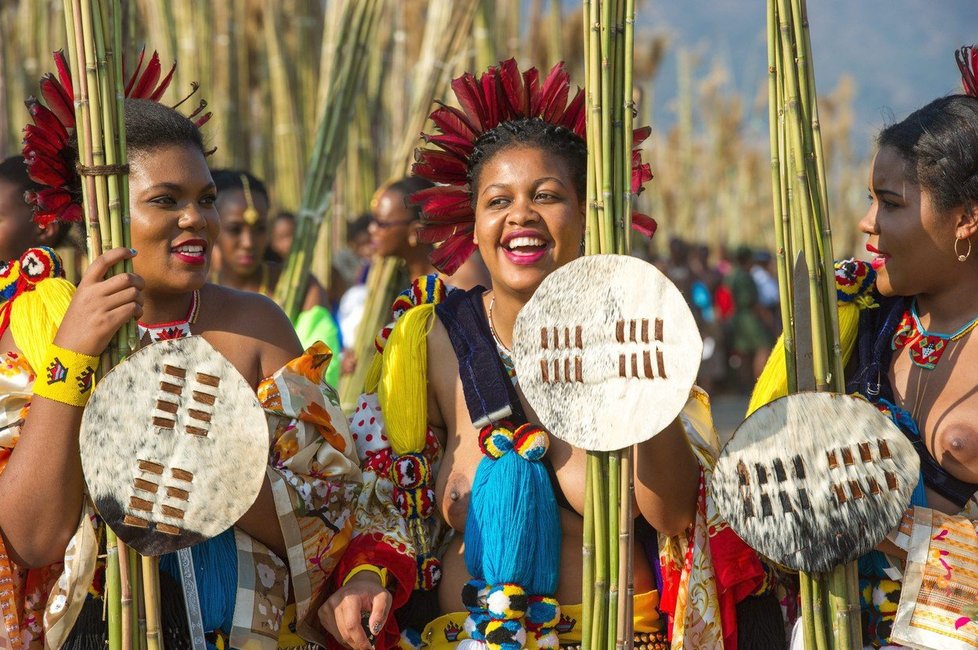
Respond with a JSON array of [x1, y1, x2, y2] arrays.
[[36, 221, 65, 247], [955, 203, 978, 240]]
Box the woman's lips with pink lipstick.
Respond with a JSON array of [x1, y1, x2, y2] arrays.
[[867, 244, 889, 270], [501, 230, 551, 266]]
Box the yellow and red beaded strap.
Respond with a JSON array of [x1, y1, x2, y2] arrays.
[[32, 343, 99, 407]]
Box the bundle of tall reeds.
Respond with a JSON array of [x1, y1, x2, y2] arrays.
[[338, 0, 481, 411], [580, 1, 638, 649], [272, 0, 384, 319], [58, 1, 153, 647], [767, 0, 860, 648]]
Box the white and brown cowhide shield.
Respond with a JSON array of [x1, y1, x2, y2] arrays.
[[80, 336, 267, 556], [511, 254, 703, 451], [712, 392, 919, 573]]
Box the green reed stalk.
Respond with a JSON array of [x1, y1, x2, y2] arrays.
[[588, 452, 608, 650], [606, 450, 620, 650], [582, 447, 595, 650]]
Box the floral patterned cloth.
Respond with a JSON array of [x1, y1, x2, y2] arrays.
[[1, 342, 367, 649], [886, 505, 978, 650]]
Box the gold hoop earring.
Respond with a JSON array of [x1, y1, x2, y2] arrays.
[[955, 236, 972, 262]]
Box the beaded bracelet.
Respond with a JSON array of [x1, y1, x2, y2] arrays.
[[32, 343, 99, 407]]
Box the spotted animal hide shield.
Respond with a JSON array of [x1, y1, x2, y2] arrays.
[[711, 392, 919, 573], [511, 254, 703, 451], [80, 336, 268, 556]]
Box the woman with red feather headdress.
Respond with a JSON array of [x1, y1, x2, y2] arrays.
[[319, 60, 778, 650], [0, 51, 378, 650]]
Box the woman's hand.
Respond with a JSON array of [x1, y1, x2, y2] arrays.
[[318, 572, 392, 650], [55, 247, 143, 355]]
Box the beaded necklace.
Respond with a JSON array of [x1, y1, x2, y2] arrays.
[[891, 298, 978, 370], [137, 290, 200, 343]]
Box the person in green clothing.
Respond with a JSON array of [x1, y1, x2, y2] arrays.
[[210, 169, 342, 386], [726, 244, 775, 383]]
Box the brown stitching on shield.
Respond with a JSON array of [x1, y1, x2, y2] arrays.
[[552, 359, 559, 382], [833, 484, 848, 505], [859, 442, 873, 463], [575, 326, 583, 349], [868, 478, 881, 496], [616, 320, 625, 343], [629, 320, 637, 343], [654, 318, 664, 342], [878, 440, 892, 459], [797, 488, 811, 510], [842, 447, 854, 466], [737, 461, 750, 486], [849, 480, 864, 500], [619, 354, 626, 377], [157, 523, 182, 536], [188, 409, 211, 423], [656, 349, 666, 379], [192, 391, 216, 406], [574, 357, 582, 382], [742, 496, 754, 518], [129, 496, 153, 511], [186, 425, 208, 437], [552, 327, 559, 348], [631, 353, 638, 378], [123, 515, 149, 528], [884, 471, 898, 491], [540, 360, 550, 383], [153, 417, 175, 429], [160, 381, 182, 395], [760, 493, 773, 517], [641, 319, 649, 343], [138, 460, 164, 475], [643, 351, 653, 378], [166, 486, 190, 500], [541, 328, 549, 349], [773, 458, 787, 482], [161, 505, 185, 519], [164, 365, 186, 378], [134, 478, 159, 494], [564, 327, 570, 349], [156, 400, 179, 414], [564, 357, 571, 383], [792, 455, 806, 479], [755, 463, 769, 485], [778, 491, 793, 514], [171, 468, 194, 482], [196, 372, 220, 387], [826, 450, 839, 469]]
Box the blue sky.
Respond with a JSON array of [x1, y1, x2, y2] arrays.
[[628, 0, 976, 151]]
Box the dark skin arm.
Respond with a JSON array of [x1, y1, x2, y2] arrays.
[[206, 289, 304, 560], [0, 248, 142, 568], [633, 416, 700, 536]]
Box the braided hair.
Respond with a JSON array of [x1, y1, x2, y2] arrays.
[[467, 117, 587, 205], [878, 94, 978, 213]]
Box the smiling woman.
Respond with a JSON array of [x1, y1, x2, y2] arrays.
[[0, 96, 373, 649]]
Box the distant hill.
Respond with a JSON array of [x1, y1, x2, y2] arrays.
[[635, 0, 976, 152]]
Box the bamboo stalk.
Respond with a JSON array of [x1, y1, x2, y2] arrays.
[[142, 555, 161, 650], [106, 528, 122, 650], [582, 445, 596, 650], [606, 452, 620, 650], [117, 536, 132, 650]]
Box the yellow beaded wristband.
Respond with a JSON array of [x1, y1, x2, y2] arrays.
[[32, 343, 99, 407], [343, 563, 388, 588]]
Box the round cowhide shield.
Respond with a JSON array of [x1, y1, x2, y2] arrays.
[[712, 392, 919, 573], [511, 255, 702, 451], [81, 336, 267, 556]]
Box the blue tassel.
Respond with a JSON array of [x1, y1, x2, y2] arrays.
[[464, 450, 561, 596]]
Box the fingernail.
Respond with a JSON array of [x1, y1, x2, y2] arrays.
[[372, 623, 382, 634], [129, 248, 137, 255]]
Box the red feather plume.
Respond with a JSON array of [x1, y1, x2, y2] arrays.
[[22, 49, 209, 226], [412, 59, 655, 275], [957, 45, 978, 97]]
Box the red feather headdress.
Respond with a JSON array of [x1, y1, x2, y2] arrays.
[[957, 45, 978, 97], [411, 59, 655, 275], [22, 49, 211, 227]]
